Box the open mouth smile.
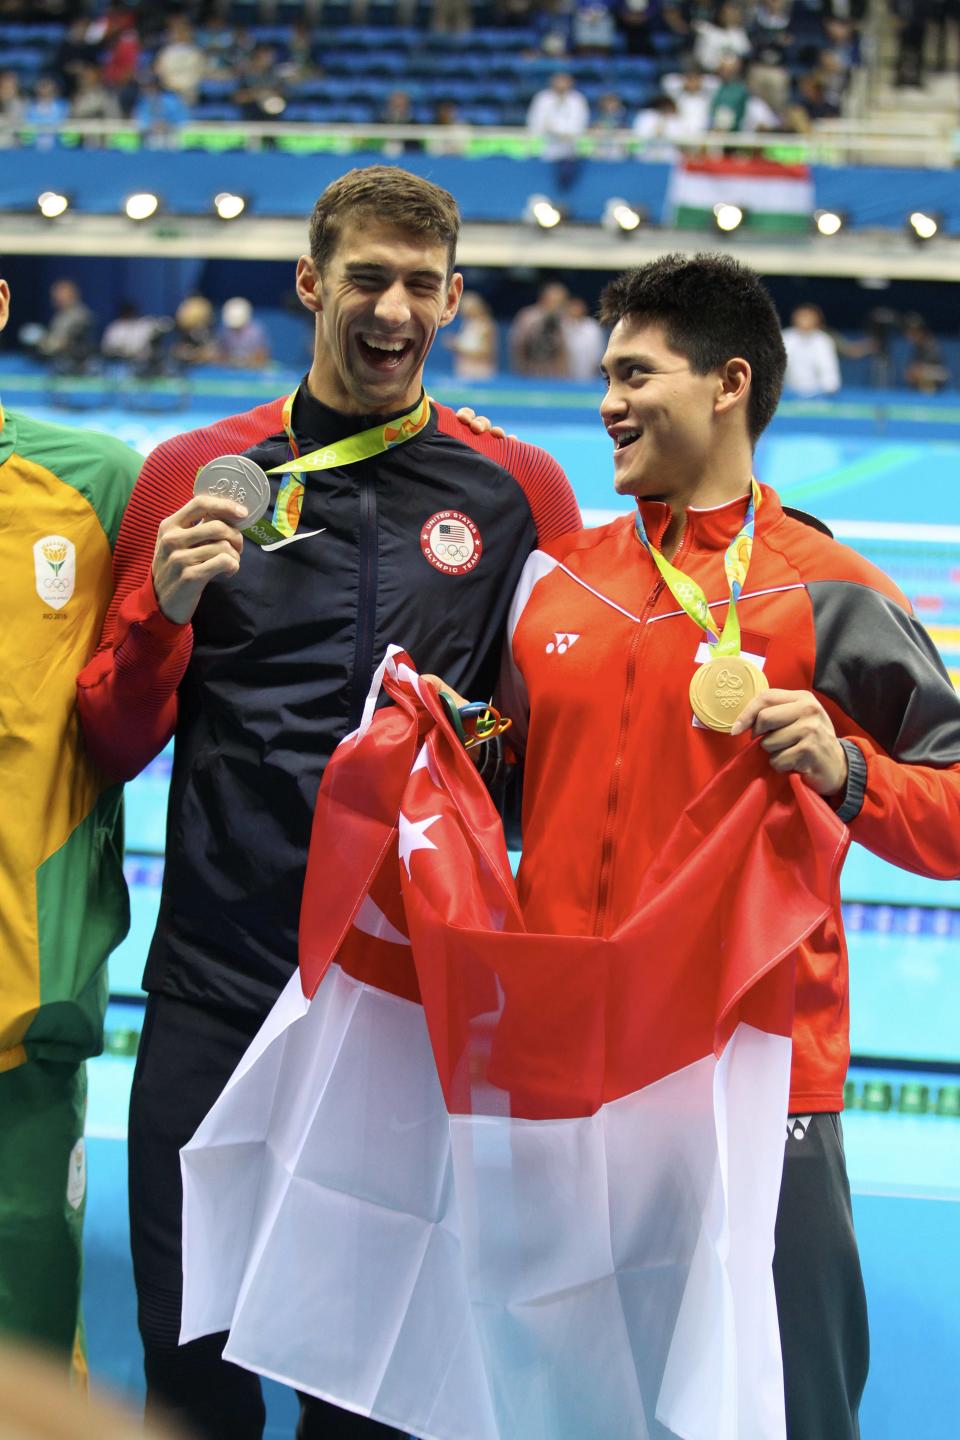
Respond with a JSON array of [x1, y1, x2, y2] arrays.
[[356, 333, 415, 370]]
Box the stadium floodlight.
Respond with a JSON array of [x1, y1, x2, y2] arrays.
[[603, 197, 644, 234], [214, 192, 247, 221], [713, 202, 744, 233], [814, 209, 844, 237], [908, 210, 939, 241], [524, 194, 563, 230], [37, 190, 70, 219], [125, 192, 160, 221]]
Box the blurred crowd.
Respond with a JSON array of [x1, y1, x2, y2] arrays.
[[19, 279, 273, 376], [0, 0, 867, 144], [15, 272, 952, 395]]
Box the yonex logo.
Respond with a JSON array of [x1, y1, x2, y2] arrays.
[[545, 632, 579, 655]]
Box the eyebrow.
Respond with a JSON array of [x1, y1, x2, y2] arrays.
[[345, 262, 445, 284]]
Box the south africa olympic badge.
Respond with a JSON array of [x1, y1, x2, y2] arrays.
[[420, 510, 482, 575]]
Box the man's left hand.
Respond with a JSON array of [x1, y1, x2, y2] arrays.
[[729, 688, 848, 798]]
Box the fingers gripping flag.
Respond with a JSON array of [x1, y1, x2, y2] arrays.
[[181, 646, 849, 1440]]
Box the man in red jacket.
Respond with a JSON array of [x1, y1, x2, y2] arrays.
[[486, 253, 960, 1439]]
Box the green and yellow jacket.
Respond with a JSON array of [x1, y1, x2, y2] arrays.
[[0, 401, 141, 1072]]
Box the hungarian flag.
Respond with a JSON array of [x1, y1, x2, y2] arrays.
[[668, 156, 815, 234], [181, 647, 848, 1440]]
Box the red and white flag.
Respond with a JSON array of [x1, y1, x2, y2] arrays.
[[181, 647, 848, 1440]]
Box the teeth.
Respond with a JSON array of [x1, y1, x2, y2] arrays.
[[361, 334, 408, 353], [616, 431, 639, 450]]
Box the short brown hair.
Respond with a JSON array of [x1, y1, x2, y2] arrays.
[[309, 166, 460, 276]]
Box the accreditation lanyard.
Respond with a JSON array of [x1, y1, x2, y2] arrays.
[[259, 389, 431, 543], [634, 479, 762, 658]]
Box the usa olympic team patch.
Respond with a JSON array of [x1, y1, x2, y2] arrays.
[[420, 510, 482, 575]]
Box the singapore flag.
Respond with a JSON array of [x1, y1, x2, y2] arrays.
[[181, 647, 847, 1440]]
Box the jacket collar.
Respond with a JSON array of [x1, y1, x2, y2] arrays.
[[636, 482, 781, 553]]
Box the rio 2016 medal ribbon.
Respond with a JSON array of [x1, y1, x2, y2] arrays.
[[194, 455, 270, 530], [689, 654, 768, 732]]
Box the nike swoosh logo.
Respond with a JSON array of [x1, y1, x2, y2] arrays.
[[261, 527, 326, 552]]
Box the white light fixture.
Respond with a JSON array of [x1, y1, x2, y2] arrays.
[[524, 194, 562, 230], [125, 192, 160, 221], [214, 191, 246, 221], [713, 202, 743, 233], [37, 190, 70, 218], [603, 197, 643, 233], [908, 210, 939, 241], [814, 209, 843, 237]]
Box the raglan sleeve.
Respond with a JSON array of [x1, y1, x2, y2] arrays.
[[77, 436, 196, 782], [809, 578, 960, 879]]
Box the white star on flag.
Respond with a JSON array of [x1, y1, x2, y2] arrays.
[[398, 810, 442, 878]]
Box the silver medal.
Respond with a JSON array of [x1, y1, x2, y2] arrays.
[[194, 455, 271, 529]]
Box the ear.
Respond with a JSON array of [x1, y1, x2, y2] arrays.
[[437, 271, 464, 330], [295, 255, 323, 316], [0, 279, 9, 334], [715, 356, 750, 418]]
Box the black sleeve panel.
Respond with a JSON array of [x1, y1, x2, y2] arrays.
[[808, 579, 960, 766]]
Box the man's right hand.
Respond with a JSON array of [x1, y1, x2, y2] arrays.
[[152, 494, 248, 624]]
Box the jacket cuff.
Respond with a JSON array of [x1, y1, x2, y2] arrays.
[[835, 738, 868, 823]]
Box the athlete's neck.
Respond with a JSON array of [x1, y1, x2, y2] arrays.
[[293, 377, 425, 445]]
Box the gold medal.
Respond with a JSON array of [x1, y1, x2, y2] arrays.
[[689, 654, 768, 733]]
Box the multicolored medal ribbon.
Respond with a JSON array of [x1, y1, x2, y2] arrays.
[[242, 390, 431, 548], [634, 478, 768, 732]]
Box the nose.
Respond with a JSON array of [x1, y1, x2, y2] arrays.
[[599, 382, 626, 425], [374, 281, 412, 330]]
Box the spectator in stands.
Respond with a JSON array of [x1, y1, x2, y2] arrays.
[[133, 73, 191, 146], [791, 64, 841, 122], [573, 0, 619, 55], [431, 0, 473, 31], [707, 52, 751, 130], [33, 279, 96, 372], [381, 88, 422, 154], [0, 69, 26, 132], [24, 76, 67, 147], [101, 301, 165, 367], [198, 15, 243, 76], [217, 296, 271, 371], [815, 47, 850, 111], [782, 304, 842, 397], [235, 45, 288, 122], [278, 18, 317, 82], [446, 291, 498, 379], [903, 312, 949, 392], [154, 15, 206, 107], [100, 17, 142, 115], [633, 93, 688, 157], [526, 70, 590, 189], [53, 17, 102, 102], [427, 99, 470, 155], [616, 0, 662, 57], [893, 0, 930, 87], [663, 63, 718, 136], [172, 294, 218, 366], [69, 63, 121, 121], [693, 2, 752, 72], [564, 295, 606, 380], [509, 281, 572, 377], [748, 0, 794, 113], [592, 89, 629, 158]]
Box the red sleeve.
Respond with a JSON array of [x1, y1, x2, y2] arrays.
[[77, 398, 286, 781], [433, 404, 581, 544]]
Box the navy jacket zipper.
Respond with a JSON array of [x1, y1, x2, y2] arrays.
[[348, 469, 379, 731]]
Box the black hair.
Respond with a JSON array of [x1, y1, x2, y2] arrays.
[[598, 252, 786, 444]]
